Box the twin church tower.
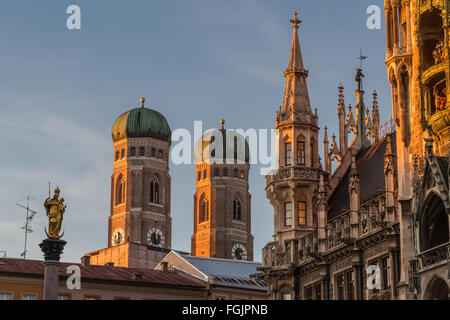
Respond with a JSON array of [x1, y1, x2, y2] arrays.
[[83, 98, 253, 267]]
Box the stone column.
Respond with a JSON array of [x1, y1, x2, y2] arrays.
[[351, 245, 363, 300], [405, 0, 411, 52], [392, 1, 399, 53], [385, 6, 392, 56], [39, 238, 66, 300]]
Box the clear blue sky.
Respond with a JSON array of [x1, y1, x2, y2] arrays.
[[0, 0, 390, 262]]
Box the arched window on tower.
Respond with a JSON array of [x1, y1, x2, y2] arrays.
[[199, 195, 209, 223], [120, 149, 125, 159], [150, 179, 160, 204], [115, 174, 125, 206], [233, 198, 242, 221], [115, 151, 120, 161]]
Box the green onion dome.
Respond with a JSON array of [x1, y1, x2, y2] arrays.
[[112, 98, 171, 143], [194, 121, 250, 164]]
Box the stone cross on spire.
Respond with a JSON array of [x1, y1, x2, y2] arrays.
[[290, 11, 301, 29]]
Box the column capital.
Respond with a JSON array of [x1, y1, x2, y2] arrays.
[[39, 238, 67, 261]]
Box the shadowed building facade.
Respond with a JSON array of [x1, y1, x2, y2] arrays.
[[254, 11, 404, 300], [255, 8, 449, 300]]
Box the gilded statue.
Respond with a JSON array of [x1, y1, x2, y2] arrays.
[[44, 187, 67, 239]]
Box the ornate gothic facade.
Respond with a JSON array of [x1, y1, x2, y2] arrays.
[[255, 6, 449, 300]]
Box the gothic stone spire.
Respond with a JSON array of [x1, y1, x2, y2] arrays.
[[281, 11, 312, 118]]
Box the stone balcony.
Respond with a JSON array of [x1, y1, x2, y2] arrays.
[[429, 108, 450, 140], [266, 166, 320, 186], [417, 241, 449, 270], [421, 61, 445, 86]]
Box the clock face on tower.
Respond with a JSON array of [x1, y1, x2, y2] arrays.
[[232, 244, 247, 261], [147, 228, 165, 247], [112, 228, 124, 246]]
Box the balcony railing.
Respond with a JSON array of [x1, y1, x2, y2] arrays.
[[266, 166, 319, 185], [418, 242, 449, 269]]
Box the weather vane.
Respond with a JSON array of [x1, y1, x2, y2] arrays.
[[358, 48, 368, 70]]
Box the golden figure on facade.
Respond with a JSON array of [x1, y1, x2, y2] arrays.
[[44, 187, 66, 239]]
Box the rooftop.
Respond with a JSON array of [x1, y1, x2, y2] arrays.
[[0, 258, 205, 289]]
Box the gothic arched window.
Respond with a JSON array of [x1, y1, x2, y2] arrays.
[[115, 151, 120, 161], [120, 149, 125, 159], [420, 194, 448, 251], [115, 174, 125, 205], [150, 179, 160, 204], [199, 195, 209, 223], [233, 199, 242, 220]]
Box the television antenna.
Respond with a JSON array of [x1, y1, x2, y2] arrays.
[[16, 194, 37, 259]]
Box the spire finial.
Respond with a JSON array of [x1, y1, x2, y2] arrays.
[[140, 97, 146, 108], [220, 119, 225, 129], [290, 11, 301, 29]]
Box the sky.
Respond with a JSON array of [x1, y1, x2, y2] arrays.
[[0, 0, 391, 263]]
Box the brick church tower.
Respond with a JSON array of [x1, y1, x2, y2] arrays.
[[265, 11, 322, 248], [191, 120, 254, 261], [83, 98, 173, 268]]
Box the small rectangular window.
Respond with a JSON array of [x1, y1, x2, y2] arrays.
[[314, 283, 321, 300], [0, 292, 14, 300], [284, 202, 292, 227], [21, 293, 37, 300], [223, 168, 228, 177], [298, 201, 307, 226], [285, 143, 292, 166], [297, 141, 305, 166], [304, 287, 313, 300], [346, 270, 355, 300], [282, 293, 291, 300], [382, 257, 391, 289], [139, 147, 145, 156], [336, 274, 345, 300]]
